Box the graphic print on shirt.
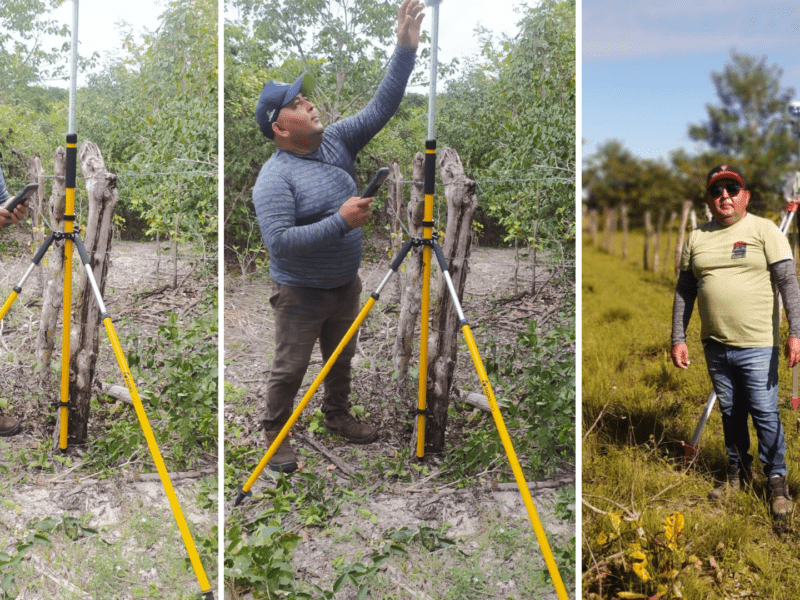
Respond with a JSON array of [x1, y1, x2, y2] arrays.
[[731, 241, 747, 259]]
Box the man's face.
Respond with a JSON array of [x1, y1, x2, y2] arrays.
[[272, 94, 324, 151], [705, 178, 750, 227]]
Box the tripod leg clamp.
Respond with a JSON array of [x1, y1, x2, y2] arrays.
[[414, 408, 429, 417], [53, 401, 78, 410], [199, 591, 214, 599]]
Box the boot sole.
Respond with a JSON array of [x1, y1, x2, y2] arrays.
[[267, 460, 298, 474], [324, 424, 379, 445], [0, 424, 22, 437]]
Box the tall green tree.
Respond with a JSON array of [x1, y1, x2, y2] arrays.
[[1, 0, 69, 92], [224, 0, 437, 265], [688, 51, 797, 213], [439, 0, 576, 256], [79, 0, 218, 248]]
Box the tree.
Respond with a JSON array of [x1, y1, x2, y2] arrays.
[[438, 0, 576, 259], [688, 51, 797, 213], [224, 0, 439, 267], [78, 0, 218, 249]]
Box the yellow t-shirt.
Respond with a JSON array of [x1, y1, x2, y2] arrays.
[[680, 213, 792, 347]]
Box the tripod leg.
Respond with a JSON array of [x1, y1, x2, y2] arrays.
[[71, 237, 213, 598], [0, 234, 56, 321], [235, 240, 416, 506], [430, 242, 569, 600]]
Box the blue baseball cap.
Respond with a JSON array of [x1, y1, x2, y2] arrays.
[[255, 73, 316, 139]]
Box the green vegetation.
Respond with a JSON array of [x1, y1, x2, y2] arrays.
[[1, 0, 217, 251], [225, 0, 575, 266], [225, 296, 575, 598], [584, 50, 798, 224], [1, 3, 218, 596], [583, 240, 800, 599]]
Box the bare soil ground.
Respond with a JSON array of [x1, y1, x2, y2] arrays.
[[224, 239, 576, 599], [0, 231, 217, 599]]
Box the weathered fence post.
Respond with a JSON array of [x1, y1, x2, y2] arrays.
[[653, 209, 665, 274], [643, 210, 653, 271], [66, 141, 119, 444], [589, 209, 599, 246], [26, 157, 46, 296], [387, 162, 404, 304], [425, 147, 478, 453], [392, 153, 426, 377], [35, 147, 67, 390], [620, 204, 629, 260], [662, 210, 676, 278]]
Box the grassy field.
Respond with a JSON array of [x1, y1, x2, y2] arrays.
[[582, 234, 800, 600]]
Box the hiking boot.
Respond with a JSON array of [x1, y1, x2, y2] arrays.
[[769, 474, 793, 521], [0, 415, 22, 437], [263, 429, 298, 473], [324, 412, 379, 444], [710, 464, 751, 500]]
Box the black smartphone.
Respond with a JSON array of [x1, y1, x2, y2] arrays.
[[2, 183, 38, 214], [359, 167, 390, 199]]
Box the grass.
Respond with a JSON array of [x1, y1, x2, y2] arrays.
[[583, 234, 800, 599]]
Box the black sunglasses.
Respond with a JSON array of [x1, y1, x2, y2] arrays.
[[708, 183, 742, 198]]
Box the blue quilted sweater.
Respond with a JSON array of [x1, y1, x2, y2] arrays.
[[253, 45, 416, 288]]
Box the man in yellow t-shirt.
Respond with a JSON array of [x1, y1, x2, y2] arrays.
[[671, 165, 800, 520]]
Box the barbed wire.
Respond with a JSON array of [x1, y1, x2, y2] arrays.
[[386, 177, 575, 188], [38, 170, 217, 180]]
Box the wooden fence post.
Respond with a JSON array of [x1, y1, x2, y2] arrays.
[[425, 147, 478, 453], [66, 141, 119, 444], [388, 162, 404, 304], [653, 209, 665, 274], [662, 210, 676, 278], [392, 153, 426, 378], [620, 204, 629, 260], [35, 146, 67, 391], [643, 210, 653, 271], [675, 201, 692, 278]]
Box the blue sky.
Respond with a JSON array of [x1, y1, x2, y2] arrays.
[[582, 0, 800, 163]]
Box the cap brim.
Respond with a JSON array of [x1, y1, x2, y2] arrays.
[[281, 73, 316, 108], [707, 170, 745, 188]]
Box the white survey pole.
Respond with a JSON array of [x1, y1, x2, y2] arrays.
[[426, 0, 441, 140], [68, 0, 79, 134]]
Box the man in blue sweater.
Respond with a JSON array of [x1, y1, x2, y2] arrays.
[[252, 0, 425, 472]]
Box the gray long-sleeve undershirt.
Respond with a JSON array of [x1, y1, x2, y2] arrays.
[[672, 259, 800, 345]]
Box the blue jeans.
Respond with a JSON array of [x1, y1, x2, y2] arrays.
[[703, 339, 786, 478]]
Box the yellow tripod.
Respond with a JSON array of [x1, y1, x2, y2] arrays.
[[234, 138, 570, 600], [0, 134, 214, 599]]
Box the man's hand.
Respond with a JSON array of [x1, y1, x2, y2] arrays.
[[0, 200, 28, 229], [339, 196, 374, 229], [671, 343, 690, 369], [786, 337, 800, 368], [396, 0, 425, 49]]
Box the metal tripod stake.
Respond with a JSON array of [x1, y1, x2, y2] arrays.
[[0, 133, 214, 600]]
